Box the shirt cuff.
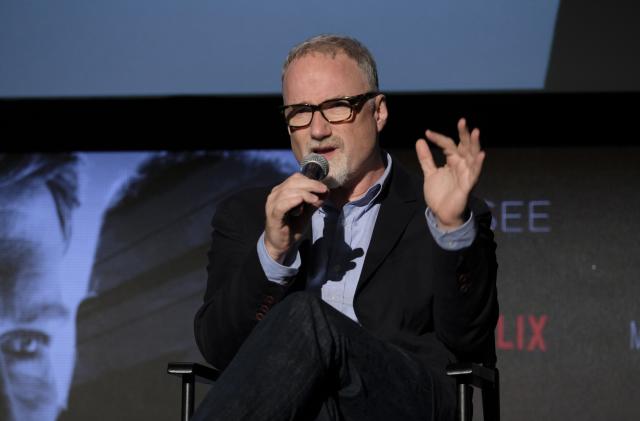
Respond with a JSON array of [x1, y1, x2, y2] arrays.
[[425, 208, 476, 250], [257, 231, 301, 285]]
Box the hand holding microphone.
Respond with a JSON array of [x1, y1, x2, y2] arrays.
[[286, 153, 329, 217], [264, 153, 329, 263]]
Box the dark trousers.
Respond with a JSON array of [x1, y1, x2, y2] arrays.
[[192, 292, 454, 421]]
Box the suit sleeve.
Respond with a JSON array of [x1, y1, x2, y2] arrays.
[[193, 190, 291, 370], [431, 196, 499, 363]]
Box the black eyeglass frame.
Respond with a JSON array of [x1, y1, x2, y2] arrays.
[[280, 91, 381, 128]]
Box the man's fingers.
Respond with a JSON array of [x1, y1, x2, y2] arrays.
[[419, 122, 485, 181], [469, 127, 482, 156], [457, 118, 471, 151], [473, 150, 486, 177], [267, 172, 329, 223], [282, 173, 329, 193], [415, 139, 437, 176], [299, 190, 325, 208], [424, 129, 457, 156], [271, 189, 324, 217], [457, 118, 483, 156]]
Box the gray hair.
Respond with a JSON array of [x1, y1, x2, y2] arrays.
[[0, 154, 79, 245], [282, 34, 379, 90]]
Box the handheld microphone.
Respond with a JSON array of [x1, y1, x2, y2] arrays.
[[287, 153, 329, 218], [299, 153, 329, 181]]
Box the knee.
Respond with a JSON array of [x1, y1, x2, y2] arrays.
[[266, 291, 329, 329]]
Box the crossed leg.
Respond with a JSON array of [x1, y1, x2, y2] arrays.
[[192, 292, 452, 421]]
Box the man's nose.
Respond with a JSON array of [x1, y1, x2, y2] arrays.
[[0, 358, 17, 421], [309, 110, 332, 141]]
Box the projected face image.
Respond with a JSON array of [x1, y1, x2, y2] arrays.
[[0, 187, 78, 421]]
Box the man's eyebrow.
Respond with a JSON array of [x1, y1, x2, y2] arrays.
[[16, 303, 70, 323]]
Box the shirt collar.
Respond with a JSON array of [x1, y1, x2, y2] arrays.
[[321, 152, 393, 213]]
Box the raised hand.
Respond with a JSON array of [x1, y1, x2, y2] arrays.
[[264, 173, 328, 263], [415, 118, 485, 230]]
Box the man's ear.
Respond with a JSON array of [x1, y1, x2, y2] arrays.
[[374, 95, 388, 132]]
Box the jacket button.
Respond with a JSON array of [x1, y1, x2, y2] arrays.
[[457, 273, 471, 292]]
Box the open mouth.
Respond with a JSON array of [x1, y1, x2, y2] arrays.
[[312, 146, 337, 157]]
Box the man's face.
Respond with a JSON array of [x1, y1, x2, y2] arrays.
[[0, 187, 77, 421], [282, 52, 388, 189]]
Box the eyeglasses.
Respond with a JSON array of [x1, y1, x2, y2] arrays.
[[281, 92, 380, 128]]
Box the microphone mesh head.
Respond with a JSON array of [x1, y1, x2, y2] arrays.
[[300, 153, 329, 180]]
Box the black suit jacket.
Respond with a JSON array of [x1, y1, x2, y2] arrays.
[[194, 159, 498, 377]]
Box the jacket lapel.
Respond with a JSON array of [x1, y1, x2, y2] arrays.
[[356, 161, 422, 295]]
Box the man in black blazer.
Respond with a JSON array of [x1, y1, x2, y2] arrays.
[[193, 34, 497, 421]]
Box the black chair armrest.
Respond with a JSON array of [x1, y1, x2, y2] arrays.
[[168, 362, 220, 384], [446, 362, 496, 389], [167, 362, 221, 421], [446, 362, 500, 421]]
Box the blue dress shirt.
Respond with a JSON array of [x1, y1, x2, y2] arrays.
[[257, 154, 476, 322]]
